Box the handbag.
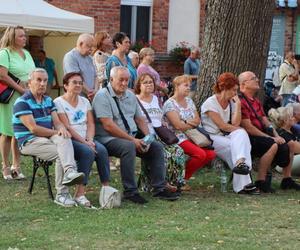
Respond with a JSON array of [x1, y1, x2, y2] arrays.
[[136, 98, 179, 145], [0, 49, 21, 104], [184, 127, 213, 148], [99, 186, 121, 209]]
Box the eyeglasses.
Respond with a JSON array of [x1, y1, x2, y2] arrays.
[[244, 76, 259, 82], [142, 80, 154, 85], [69, 80, 83, 85]]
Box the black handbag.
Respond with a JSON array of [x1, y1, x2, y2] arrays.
[[137, 98, 179, 145]]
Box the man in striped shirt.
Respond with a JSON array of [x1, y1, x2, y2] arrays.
[[13, 68, 84, 207]]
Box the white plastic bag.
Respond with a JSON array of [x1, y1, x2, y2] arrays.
[[99, 186, 121, 209]]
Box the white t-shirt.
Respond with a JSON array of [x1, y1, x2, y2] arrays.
[[201, 95, 236, 135], [54, 96, 92, 138], [137, 95, 162, 134], [163, 97, 196, 143]]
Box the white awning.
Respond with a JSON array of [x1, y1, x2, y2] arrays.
[[0, 0, 94, 35]]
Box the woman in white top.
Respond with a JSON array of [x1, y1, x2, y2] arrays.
[[201, 72, 257, 194], [163, 75, 216, 184], [135, 73, 186, 189], [54, 72, 111, 208]]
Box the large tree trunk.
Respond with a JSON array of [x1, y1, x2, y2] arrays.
[[195, 0, 275, 107]]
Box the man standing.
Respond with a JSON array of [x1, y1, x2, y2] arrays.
[[35, 49, 59, 94], [184, 47, 201, 98], [63, 33, 97, 100], [278, 51, 299, 106], [13, 68, 84, 207], [238, 71, 300, 192], [92, 66, 179, 204]]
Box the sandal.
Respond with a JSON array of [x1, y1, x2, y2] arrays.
[[232, 162, 250, 175], [2, 165, 13, 180], [11, 166, 26, 180], [74, 195, 97, 209], [238, 183, 260, 195]]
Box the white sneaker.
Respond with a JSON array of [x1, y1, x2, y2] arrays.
[[62, 168, 84, 186], [54, 193, 76, 207]]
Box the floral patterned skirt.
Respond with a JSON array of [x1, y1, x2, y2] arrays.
[[138, 142, 186, 192]]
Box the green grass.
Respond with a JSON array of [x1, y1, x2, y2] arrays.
[[1, 157, 300, 250]]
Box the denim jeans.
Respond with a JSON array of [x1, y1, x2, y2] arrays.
[[72, 139, 110, 185], [281, 94, 292, 106], [99, 138, 166, 197]]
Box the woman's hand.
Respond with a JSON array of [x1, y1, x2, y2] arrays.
[[232, 95, 240, 105], [57, 127, 71, 138], [85, 139, 97, 153]]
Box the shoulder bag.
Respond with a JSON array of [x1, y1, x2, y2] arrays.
[[137, 97, 179, 145]]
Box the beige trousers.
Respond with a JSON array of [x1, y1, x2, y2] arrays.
[[21, 135, 77, 194]]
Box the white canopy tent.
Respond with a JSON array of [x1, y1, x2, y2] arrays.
[[0, 0, 95, 96], [0, 0, 94, 34]]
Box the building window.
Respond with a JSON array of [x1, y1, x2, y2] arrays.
[[120, 0, 152, 43]]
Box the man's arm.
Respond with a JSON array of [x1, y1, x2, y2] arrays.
[[100, 117, 145, 152], [51, 111, 71, 138], [20, 114, 58, 137], [240, 118, 268, 137], [135, 116, 149, 136]]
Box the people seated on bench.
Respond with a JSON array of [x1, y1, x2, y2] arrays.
[[268, 105, 300, 183], [201, 72, 257, 194], [92, 66, 179, 204], [238, 71, 299, 192], [163, 75, 216, 188], [135, 73, 186, 191], [12, 68, 84, 207], [54, 72, 113, 208]]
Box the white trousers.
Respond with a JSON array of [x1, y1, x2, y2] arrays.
[[21, 134, 77, 194], [210, 129, 252, 193]]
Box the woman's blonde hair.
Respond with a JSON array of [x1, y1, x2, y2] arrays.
[[0, 26, 24, 50], [172, 75, 192, 90], [268, 106, 293, 128], [139, 47, 154, 60]]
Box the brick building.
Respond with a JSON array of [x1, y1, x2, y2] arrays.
[[45, 0, 299, 80]]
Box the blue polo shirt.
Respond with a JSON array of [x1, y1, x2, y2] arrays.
[[13, 91, 56, 147]]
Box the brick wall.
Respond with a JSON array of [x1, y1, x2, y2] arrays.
[[152, 0, 170, 54], [47, 0, 121, 34]]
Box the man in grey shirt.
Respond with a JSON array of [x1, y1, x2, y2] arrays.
[[63, 33, 98, 100], [92, 66, 179, 204]]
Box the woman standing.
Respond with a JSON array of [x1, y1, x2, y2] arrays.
[[135, 73, 186, 189], [137, 48, 169, 105], [0, 26, 35, 180], [93, 31, 112, 88], [106, 32, 137, 89], [163, 75, 216, 184], [54, 72, 112, 208], [201, 72, 257, 194]]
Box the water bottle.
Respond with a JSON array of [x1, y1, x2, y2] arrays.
[[214, 158, 227, 192], [142, 134, 155, 152], [220, 165, 227, 193]]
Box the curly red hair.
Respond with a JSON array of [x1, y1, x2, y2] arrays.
[[213, 72, 239, 93]]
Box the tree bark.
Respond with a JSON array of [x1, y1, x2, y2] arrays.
[[195, 0, 275, 107]]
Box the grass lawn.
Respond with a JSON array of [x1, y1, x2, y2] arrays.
[[1, 157, 300, 250]]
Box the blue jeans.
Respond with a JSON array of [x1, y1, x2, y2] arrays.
[[281, 94, 292, 106], [72, 139, 110, 185]]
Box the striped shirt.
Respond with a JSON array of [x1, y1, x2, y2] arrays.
[[13, 91, 56, 147]]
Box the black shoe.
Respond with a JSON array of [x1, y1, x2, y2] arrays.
[[123, 193, 148, 204], [232, 162, 250, 175], [153, 189, 180, 201], [255, 180, 276, 193], [238, 183, 260, 195], [280, 177, 300, 191]]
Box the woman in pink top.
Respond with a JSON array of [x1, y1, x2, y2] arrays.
[[137, 48, 168, 105]]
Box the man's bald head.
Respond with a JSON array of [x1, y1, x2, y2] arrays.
[[238, 71, 260, 96], [76, 33, 94, 56]]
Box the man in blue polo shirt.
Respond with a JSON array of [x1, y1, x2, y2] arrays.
[[13, 68, 84, 207]]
